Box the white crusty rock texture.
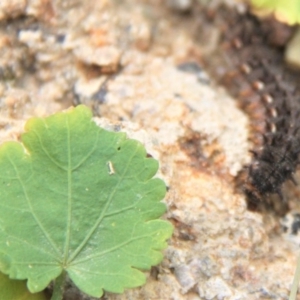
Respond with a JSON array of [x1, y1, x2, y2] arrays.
[[0, 0, 298, 299]]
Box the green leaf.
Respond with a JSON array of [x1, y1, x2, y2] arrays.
[[251, 0, 300, 24], [0, 272, 46, 300], [0, 105, 173, 297]]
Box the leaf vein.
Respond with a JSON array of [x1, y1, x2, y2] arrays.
[[68, 143, 139, 263], [71, 131, 100, 171], [72, 232, 153, 265], [31, 130, 67, 172], [7, 153, 61, 257], [1, 232, 58, 260]]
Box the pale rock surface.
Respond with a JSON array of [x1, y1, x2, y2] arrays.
[[0, 0, 298, 299], [167, 0, 193, 12], [0, 0, 53, 21]]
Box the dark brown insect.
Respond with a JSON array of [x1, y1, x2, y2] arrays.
[[204, 6, 300, 209]]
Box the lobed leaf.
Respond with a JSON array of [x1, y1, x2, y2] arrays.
[[0, 105, 173, 297]]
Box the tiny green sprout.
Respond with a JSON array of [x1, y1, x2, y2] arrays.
[[289, 252, 300, 300], [251, 0, 300, 25], [0, 272, 46, 300], [0, 105, 173, 299]]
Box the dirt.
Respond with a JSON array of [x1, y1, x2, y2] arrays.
[[1, 0, 300, 299]]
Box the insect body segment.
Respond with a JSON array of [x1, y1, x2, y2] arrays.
[[214, 7, 300, 207]]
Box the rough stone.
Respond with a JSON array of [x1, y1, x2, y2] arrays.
[[0, 0, 299, 299], [0, 0, 26, 21], [73, 45, 121, 71], [166, 0, 193, 12]]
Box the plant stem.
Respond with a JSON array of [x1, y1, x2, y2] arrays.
[[289, 251, 300, 300], [51, 271, 66, 300]]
